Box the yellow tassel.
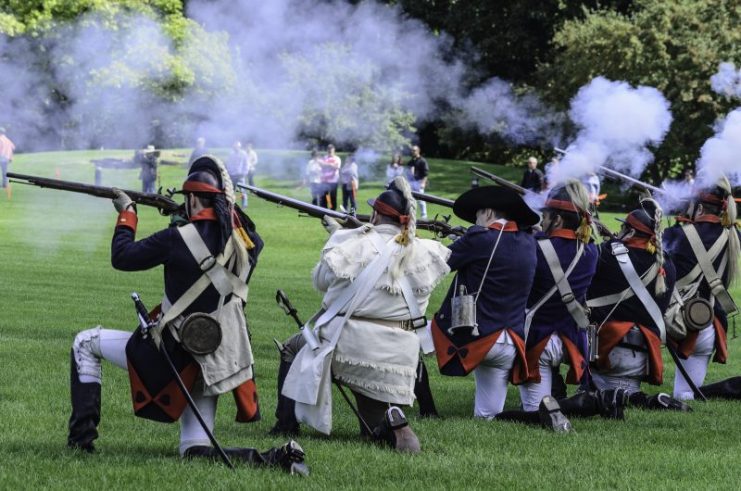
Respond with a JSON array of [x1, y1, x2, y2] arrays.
[[720, 209, 730, 227], [235, 227, 255, 250], [646, 242, 656, 255], [576, 217, 591, 244]]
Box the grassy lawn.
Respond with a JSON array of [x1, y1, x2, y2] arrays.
[[1, 150, 740, 490]]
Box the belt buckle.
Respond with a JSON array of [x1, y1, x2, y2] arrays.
[[199, 255, 216, 272], [410, 316, 427, 330], [561, 292, 575, 304]]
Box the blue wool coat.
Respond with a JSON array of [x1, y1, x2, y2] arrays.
[[523, 230, 598, 384], [432, 223, 537, 377]]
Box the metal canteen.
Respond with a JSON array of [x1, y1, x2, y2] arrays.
[[683, 297, 714, 332], [179, 313, 222, 355], [449, 285, 480, 336]]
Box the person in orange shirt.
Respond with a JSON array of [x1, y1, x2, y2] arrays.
[[0, 127, 16, 189]]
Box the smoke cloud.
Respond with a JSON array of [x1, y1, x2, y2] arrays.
[[710, 62, 741, 99], [0, 0, 565, 157], [450, 77, 565, 147], [696, 108, 741, 187], [548, 77, 673, 186]]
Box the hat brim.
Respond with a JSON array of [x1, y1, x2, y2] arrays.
[[453, 186, 540, 226]]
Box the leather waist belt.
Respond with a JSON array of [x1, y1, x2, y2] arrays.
[[349, 316, 424, 331]]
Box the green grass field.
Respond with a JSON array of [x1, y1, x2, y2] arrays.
[[1, 150, 740, 490]]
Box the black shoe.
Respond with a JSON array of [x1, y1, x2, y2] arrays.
[[596, 389, 628, 420], [374, 406, 421, 453], [649, 393, 692, 412], [276, 440, 310, 477], [269, 423, 300, 437], [538, 396, 572, 433]]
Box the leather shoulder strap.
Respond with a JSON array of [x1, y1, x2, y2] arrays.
[[609, 242, 666, 343], [683, 225, 737, 315], [536, 239, 590, 329]]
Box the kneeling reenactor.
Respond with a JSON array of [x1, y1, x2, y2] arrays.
[[271, 177, 451, 452], [430, 185, 542, 421], [663, 176, 741, 400], [586, 198, 686, 411], [68, 156, 308, 475]]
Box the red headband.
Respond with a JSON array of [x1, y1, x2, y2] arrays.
[[699, 192, 724, 205], [182, 181, 223, 194], [373, 200, 409, 224], [626, 213, 655, 237], [546, 199, 579, 214]]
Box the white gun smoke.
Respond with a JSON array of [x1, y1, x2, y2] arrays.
[[0, 0, 562, 156], [710, 62, 741, 99], [548, 77, 673, 187]]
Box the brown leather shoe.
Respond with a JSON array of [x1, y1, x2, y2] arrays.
[[385, 407, 421, 454]]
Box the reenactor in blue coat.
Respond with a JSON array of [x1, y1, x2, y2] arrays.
[[496, 181, 617, 430], [587, 198, 686, 411], [67, 156, 308, 475], [663, 176, 741, 400], [517, 181, 599, 408], [430, 185, 540, 419]]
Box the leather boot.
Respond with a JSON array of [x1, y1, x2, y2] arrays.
[[67, 350, 101, 452], [184, 440, 309, 476], [269, 359, 300, 436], [559, 390, 626, 420], [596, 389, 627, 420], [495, 409, 540, 425], [551, 367, 568, 400], [699, 377, 741, 400], [538, 396, 572, 433], [630, 392, 692, 411], [414, 360, 439, 418], [373, 406, 421, 454]]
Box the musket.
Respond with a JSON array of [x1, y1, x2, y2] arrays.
[[470, 167, 528, 195], [597, 166, 666, 196], [7, 172, 181, 215], [411, 191, 455, 208], [238, 183, 465, 238]]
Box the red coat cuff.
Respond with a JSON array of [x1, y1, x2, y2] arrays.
[[116, 210, 138, 232]]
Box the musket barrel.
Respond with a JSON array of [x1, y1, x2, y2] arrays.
[[597, 166, 665, 195], [411, 191, 454, 208], [470, 167, 528, 195], [7, 172, 181, 213], [239, 183, 465, 237]]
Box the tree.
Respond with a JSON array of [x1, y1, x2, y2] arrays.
[[539, 0, 741, 179]]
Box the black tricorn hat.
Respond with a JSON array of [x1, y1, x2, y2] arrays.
[[453, 186, 540, 226]]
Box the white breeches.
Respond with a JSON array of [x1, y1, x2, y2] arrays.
[[673, 325, 716, 401], [591, 346, 647, 395], [473, 332, 516, 419], [72, 326, 216, 455], [518, 334, 564, 412]]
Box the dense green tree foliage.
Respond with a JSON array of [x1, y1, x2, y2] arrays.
[[540, 0, 741, 178], [1, 0, 739, 167]]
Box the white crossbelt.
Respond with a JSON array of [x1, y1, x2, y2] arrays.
[[524, 239, 586, 341], [683, 224, 737, 315], [609, 241, 666, 343]]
